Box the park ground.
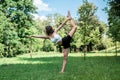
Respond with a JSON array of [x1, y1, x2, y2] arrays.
[[0, 52, 120, 80]]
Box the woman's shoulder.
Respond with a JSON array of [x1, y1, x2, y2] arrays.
[[54, 29, 60, 33]]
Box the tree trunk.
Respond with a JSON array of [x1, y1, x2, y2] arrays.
[[30, 40, 32, 58], [58, 45, 62, 53], [7, 45, 12, 57], [89, 42, 93, 51], [115, 40, 117, 56], [84, 45, 87, 60], [42, 39, 46, 51]]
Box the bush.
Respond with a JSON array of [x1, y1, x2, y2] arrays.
[[94, 43, 106, 51], [42, 40, 54, 52]]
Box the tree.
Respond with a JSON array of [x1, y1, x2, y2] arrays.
[[107, 0, 120, 55], [0, 10, 8, 57], [35, 15, 54, 52], [0, 0, 36, 57], [78, 0, 106, 52]]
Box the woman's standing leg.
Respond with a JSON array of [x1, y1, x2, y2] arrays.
[[60, 11, 77, 73], [61, 48, 69, 73]]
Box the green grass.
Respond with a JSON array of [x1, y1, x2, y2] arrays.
[[0, 52, 120, 80]]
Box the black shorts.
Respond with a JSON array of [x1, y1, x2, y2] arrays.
[[62, 35, 72, 49]]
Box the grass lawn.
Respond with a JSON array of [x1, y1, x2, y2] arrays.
[[0, 52, 120, 80]]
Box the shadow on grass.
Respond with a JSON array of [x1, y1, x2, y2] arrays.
[[19, 56, 63, 64], [18, 56, 120, 63], [0, 56, 120, 80]]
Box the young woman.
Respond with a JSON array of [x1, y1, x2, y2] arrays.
[[29, 11, 77, 73]]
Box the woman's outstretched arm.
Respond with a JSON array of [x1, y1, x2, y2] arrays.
[[55, 12, 71, 33], [55, 18, 69, 33], [27, 35, 49, 39]]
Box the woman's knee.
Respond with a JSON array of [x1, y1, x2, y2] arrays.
[[63, 48, 69, 60], [64, 54, 68, 59], [63, 52, 69, 60]]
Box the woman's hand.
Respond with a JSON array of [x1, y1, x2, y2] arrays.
[[67, 11, 72, 20], [55, 11, 72, 33]]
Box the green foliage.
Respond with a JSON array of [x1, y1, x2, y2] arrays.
[[53, 13, 69, 36], [78, 1, 107, 51], [71, 25, 83, 48], [99, 43, 120, 53], [106, 0, 120, 55], [42, 40, 54, 52], [34, 16, 55, 52], [107, 0, 120, 41], [0, 0, 118, 56], [0, 0, 36, 57]]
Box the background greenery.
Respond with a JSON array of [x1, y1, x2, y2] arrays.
[[0, 0, 120, 57], [0, 0, 120, 80]]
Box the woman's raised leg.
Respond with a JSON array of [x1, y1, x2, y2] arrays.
[[69, 19, 77, 37], [67, 11, 77, 37]]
